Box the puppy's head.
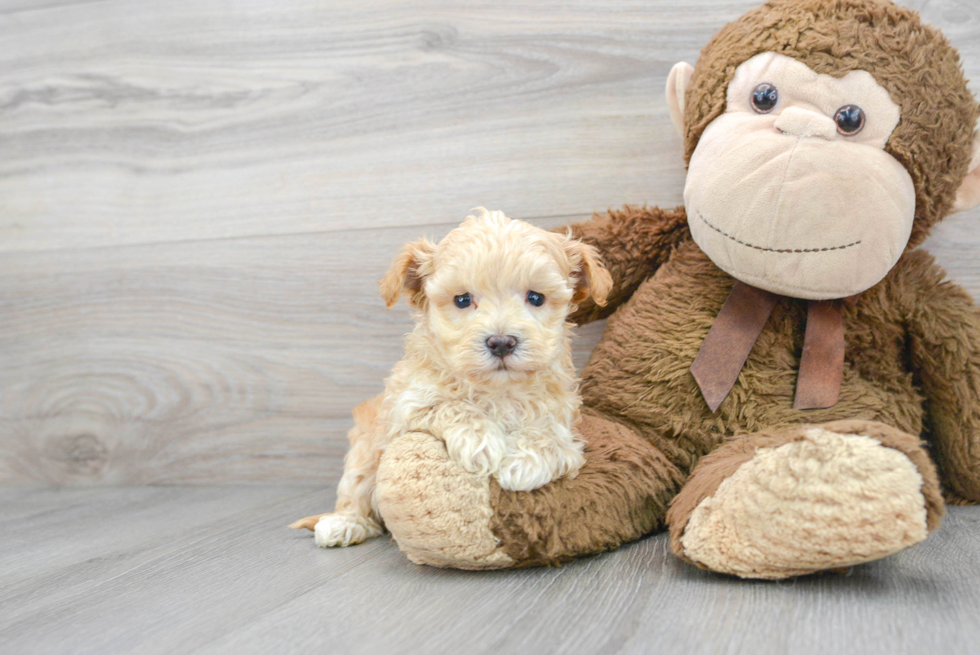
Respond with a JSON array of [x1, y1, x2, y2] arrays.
[[381, 208, 611, 383]]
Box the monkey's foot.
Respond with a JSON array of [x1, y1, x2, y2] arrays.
[[667, 420, 944, 579]]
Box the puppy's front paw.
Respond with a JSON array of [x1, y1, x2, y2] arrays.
[[496, 450, 557, 492], [314, 513, 383, 548], [496, 440, 586, 492], [442, 424, 506, 476]]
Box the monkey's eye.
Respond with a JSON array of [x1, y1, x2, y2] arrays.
[[750, 83, 779, 113], [526, 291, 545, 307], [453, 293, 472, 308], [834, 105, 865, 135]]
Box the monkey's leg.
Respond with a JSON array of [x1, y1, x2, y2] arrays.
[[666, 419, 945, 580], [374, 410, 685, 569]]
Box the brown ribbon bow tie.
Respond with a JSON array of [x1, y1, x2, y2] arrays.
[[690, 281, 846, 413]]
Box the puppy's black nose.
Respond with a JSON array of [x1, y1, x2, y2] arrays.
[[486, 335, 518, 358]]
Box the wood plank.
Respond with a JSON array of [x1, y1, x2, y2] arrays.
[[1, 0, 976, 252], [0, 0, 707, 252], [0, 486, 319, 613], [1, 487, 978, 655], [0, 486, 402, 654]]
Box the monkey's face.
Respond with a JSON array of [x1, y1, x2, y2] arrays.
[[683, 53, 916, 300]]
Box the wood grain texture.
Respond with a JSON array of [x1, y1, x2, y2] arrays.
[[0, 0, 707, 252], [1, 0, 979, 485], [1, 486, 978, 655]]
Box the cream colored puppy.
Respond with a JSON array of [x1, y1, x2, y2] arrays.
[[290, 208, 611, 548]]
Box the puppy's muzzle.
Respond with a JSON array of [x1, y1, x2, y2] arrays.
[[486, 335, 518, 358]]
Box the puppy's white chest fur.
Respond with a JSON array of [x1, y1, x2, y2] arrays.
[[383, 345, 585, 492]]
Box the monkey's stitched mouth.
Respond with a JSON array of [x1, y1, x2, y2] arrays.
[[697, 211, 861, 253]]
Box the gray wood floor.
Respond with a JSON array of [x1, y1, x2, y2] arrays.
[[1, 486, 978, 655]]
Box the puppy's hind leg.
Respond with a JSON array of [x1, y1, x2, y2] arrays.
[[289, 396, 386, 547], [314, 431, 385, 547]]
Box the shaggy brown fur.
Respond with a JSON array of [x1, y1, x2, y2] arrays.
[[370, 0, 980, 573], [489, 410, 685, 567]]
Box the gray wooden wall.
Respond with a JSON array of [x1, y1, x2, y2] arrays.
[[2, 0, 979, 486]]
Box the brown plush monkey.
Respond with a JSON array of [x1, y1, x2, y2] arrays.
[[333, 0, 980, 578]]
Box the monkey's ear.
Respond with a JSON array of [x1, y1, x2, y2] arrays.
[[565, 240, 613, 307], [379, 238, 436, 309], [953, 129, 980, 213], [666, 62, 695, 138]]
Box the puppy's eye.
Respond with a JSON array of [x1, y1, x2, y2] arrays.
[[751, 83, 779, 113], [526, 291, 545, 307], [453, 293, 472, 309]]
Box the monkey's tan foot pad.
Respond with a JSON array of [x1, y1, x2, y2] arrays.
[[667, 421, 945, 580], [375, 431, 514, 570]]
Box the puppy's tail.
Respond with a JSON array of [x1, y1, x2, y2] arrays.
[[289, 514, 327, 531]]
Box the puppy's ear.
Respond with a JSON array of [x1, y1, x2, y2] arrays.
[[565, 239, 612, 306], [379, 238, 436, 309]]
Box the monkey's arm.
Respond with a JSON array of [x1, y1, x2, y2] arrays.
[[562, 205, 690, 324], [905, 256, 980, 502]]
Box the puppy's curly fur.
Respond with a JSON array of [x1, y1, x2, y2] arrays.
[[290, 208, 612, 547]]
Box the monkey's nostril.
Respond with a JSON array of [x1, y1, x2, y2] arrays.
[[486, 335, 519, 358]]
